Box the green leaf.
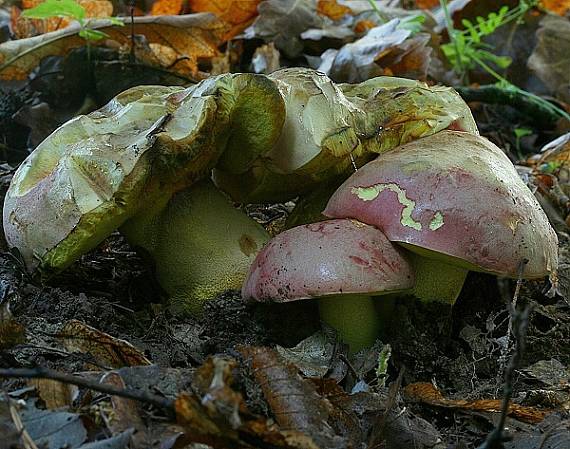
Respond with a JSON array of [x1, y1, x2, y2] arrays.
[[514, 127, 533, 139], [21, 0, 85, 21], [397, 14, 425, 34], [475, 49, 512, 68], [78, 28, 108, 41]]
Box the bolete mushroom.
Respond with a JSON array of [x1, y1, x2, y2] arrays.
[[325, 131, 559, 303], [214, 68, 478, 204], [3, 74, 283, 313], [243, 219, 415, 352]]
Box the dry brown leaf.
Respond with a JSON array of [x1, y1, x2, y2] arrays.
[[0, 13, 226, 80], [58, 319, 151, 368], [317, 0, 352, 20], [0, 301, 25, 350], [374, 33, 432, 81], [247, 0, 323, 58], [404, 382, 550, 424], [150, 0, 185, 16], [415, 0, 439, 9], [541, 0, 570, 15], [29, 379, 76, 409], [11, 0, 113, 39], [174, 355, 318, 449], [528, 15, 570, 104], [189, 0, 261, 39], [354, 19, 375, 34], [240, 346, 346, 448], [99, 372, 149, 446]]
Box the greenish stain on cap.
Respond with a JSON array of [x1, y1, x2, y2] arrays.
[[351, 183, 422, 231], [429, 211, 444, 231]]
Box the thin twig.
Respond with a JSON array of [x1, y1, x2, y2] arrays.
[[476, 274, 532, 449], [0, 367, 175, 413]]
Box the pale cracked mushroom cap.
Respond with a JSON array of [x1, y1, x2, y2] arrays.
[[214, 67, 479, 203], [243, 218, 415, 301], [4, 72, 284, 275], [324, 131, 558, 279]]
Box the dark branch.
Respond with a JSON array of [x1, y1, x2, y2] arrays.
[[0, 366, 175, 413]]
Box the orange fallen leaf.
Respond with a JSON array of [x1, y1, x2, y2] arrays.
[[415, 0, 439, 9], [541, 0, 570, 15], [354, 19, 375, 34], [58, 319, 151, 368], [150, 0, 185, 16], [404, 382, 550, 424], [189, 0, 261, 39], [12, 0, 113, 39], [317, 0, 352, 20], [0, 14, 226, 80]]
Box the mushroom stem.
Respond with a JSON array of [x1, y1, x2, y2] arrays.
[[121, 180, 269, 315], [318, 294, 380, 353], [410, 254, 469, 304]]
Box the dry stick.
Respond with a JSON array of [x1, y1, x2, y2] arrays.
[[476, 260, 532, 449], [0, 367, 175, 413]]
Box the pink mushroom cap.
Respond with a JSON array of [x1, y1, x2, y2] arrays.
[[324, 131, 558, 279], [242, 218, 415, 302]]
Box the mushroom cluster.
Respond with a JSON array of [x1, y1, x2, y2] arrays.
[[3, 68, 479, 315], [243, 131, 559, 351]]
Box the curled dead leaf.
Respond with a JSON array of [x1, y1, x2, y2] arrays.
[[190, 0, 261, 39], [404, 382, 550, 424], [0, 13, 226, 80], [317, 0, 352, 21], [59, 319, 151, 368]]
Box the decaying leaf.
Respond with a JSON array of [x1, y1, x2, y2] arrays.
[[0, 13, 226, 80], [374, 32, 432, 81], [99, 371, 149, 447], [317, 0, 352, 20], [528, 15, 570, 104], [29, 379, 77, 409], [323, 19, 414, 83], [415, 0, 440, 8], [11, 0, 114, 39], [538, 132, 570, 194], [240, 346, 346, 448], [251, 42, 281, 74], [541, 0, 570, 16], [190, 0, 262, 39], [0, 299, 25, 350], [275, 330, 344, 379], [246, 0, 323, 58], [150, 0, 185, 16], [59, 319, 151, 368], [404, 382, 550, 424], [174, 355, 320, 449]]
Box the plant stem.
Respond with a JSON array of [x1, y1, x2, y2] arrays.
[[366, 0, 387, 23], [469, 54, 570, 123], [440, 0, 466, 82]]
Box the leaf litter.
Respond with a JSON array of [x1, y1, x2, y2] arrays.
[[0, 0, 570, 448]]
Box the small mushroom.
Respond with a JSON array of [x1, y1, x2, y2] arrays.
[[243, 219, 415, 352], [325, 131, 559, 303]]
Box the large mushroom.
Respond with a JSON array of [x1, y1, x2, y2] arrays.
[[325, 131, 559, 303], [3, 74, 283, 313], [243, 219, 415, 352], [214, 68, 478, 204]]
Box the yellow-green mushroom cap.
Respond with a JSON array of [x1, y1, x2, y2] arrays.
[[214, 68, 478, 204], [3, 82, 223, 275]]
